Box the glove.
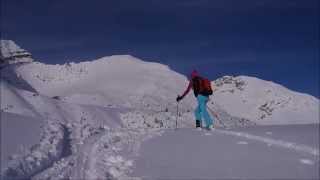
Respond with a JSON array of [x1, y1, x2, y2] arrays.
[[176, 95, 183, 102]]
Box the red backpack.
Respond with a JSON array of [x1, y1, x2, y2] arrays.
[[193, 77, 213, 96]]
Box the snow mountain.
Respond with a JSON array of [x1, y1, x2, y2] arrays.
[[1, 40, 319, 179], [211, 75, 319, 125], [1, 41, 318, 127]]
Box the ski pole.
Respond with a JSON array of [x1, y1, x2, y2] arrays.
[[207, 106, 227, 129], [176, 102, 179, 129]]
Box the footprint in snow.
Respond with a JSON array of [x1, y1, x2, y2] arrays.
[[237, 141, 248, 145], [299, 159, 314, 165]]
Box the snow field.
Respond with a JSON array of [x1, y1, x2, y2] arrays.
[[131, 126, 319, 179]]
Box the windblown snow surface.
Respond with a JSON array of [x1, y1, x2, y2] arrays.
[[1, 40, 319, 179]]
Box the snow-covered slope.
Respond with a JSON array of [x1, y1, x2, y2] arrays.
[[1, 80, 38, 117], [1, 40, 319, 179], [1, 55, 195, 111], [210, 76, 319, 125], [0, 77, 182, 179], [131, 125, 319, 179], [0, 44, 196, 179], [3, 54, 318, 126]]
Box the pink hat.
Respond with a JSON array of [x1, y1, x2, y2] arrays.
[[191, 70, 199, 78]]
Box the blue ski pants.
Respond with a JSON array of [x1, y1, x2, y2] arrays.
[[195, 95, 214, 127]]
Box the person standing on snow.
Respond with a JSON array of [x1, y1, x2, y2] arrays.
[[176, 70, 214, 130]]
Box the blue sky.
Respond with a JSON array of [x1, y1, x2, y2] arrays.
[[2, 0, 319, 97]]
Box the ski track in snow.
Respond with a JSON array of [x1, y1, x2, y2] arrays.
[[69, 128, 163, 179], [299, 158, 315, 165], [204, 132, 212, 136], [215, 129, 319, 156], [237, 141, 249, 145]]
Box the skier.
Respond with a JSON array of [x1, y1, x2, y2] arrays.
[[176, 70, 214, 130]]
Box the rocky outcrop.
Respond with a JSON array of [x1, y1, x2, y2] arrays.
[[0, 40, 33, 67]]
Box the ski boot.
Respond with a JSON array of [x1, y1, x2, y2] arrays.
[[196, 120, 202, 130], [206, 124, 214, 131]]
